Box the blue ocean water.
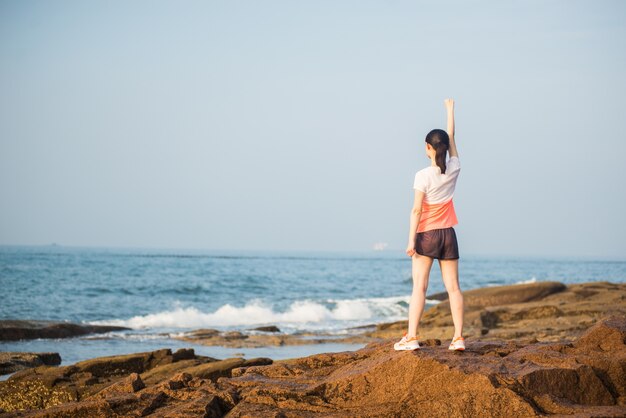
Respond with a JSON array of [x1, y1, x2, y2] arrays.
[[1, 245, 625, 366]]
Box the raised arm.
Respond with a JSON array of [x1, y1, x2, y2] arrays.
[[445, 98, 459, 158]]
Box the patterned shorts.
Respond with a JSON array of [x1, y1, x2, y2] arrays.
[[414, 227, 459, 260]]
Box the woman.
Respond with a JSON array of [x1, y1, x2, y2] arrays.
[[394, 98, 465, 351]]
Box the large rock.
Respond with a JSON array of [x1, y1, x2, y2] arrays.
[[428, 280, 567, 307], [0, 320, 130, 341], [94, 373, 145, 397], [0, 348, 212, 413], [176, 328, 340, 348], [223, 315, 626, 417], [72, 348, 174, 378], [574, 314, 626, 352], [0, 346, 261, 416], [0, 353, 61, 376], [182, 357, 272, 380], [371, 281, 626, 343]]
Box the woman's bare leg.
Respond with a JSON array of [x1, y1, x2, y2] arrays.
[[407, 253, 434, 337], [439, 258, 464, 338]]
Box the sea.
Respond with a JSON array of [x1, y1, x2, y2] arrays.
[[1, 245, 625, 371]]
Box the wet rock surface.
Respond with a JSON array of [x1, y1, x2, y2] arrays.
[[0, 320, 130, 342]]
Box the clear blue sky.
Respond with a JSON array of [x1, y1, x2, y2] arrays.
[[1, 0, 625, 258]]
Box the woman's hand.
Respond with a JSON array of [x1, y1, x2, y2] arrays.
[[406, 241, 416, 257], [444, 98, 454, 110]]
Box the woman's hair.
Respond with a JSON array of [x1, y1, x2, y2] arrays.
[[425, 129, 450, 174]]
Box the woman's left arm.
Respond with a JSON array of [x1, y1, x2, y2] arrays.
[[406, 189, 425, 256]]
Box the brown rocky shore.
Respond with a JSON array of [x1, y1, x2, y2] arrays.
[[1, 280, 625, 417]]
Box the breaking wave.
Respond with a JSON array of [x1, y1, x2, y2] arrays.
[[90, 295, 441, 330]]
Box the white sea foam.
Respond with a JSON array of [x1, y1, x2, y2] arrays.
[[81, 331, 164, 341], [515, 277, 537, 284], [89, 295, 436, 330]]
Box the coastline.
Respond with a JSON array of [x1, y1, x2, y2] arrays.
[[1, 280, 626, 416]]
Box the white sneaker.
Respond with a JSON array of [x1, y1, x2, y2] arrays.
[[394, 332, 420, 351], [448, 336, 465, 351]]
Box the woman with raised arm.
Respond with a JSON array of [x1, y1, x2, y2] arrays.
[[394, 98, 465, 351]]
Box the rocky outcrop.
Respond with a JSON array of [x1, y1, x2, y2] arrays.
[[0, 347, 271, 416], [0, 320, 130, 341], [0, 353, 61, 376], [370, 281, 626, 343], [176, 327, 375, 348], [221, 314, 626, 417], [1, 315, 626, 417], [427, 280, 567, 305]]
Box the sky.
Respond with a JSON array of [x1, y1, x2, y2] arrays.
[[1, 0, 625, 259]]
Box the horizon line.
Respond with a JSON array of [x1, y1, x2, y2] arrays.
[[0, 242, 624, 262]]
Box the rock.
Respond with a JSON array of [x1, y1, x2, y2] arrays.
[[425, 290, 449, 301], [225, 344, 537, 417], [346, 323, 377, 331], [148, 394, 229, 418], [432, 281, 567, 312], [73, 348, 173, 378], [426, 281, 566, 305], [95, 373, 145, 397], [573, 314, 626, 352], [370, 281, 626, 344], [0, 320, 130, 341], [224, 315, 626, 417], [184, 329, 220, 338], [222, 331, 247, 340], [231, 358, 274, 377], [0, 373, 78, 412], [482, 305, 565, 326], [0, 348, 200, 413], [4, 396, 117, 417], [182, 358, 253, 380], [172, 348, 195, 362], [0, 349, 269, 415], [177, 328, 374, 348], [420, 338, 441, 347], [141, 358, 218, 386], [0, 352, 61, 375], [137, 391, 168, 416], [249, 325, 281, 333], [515, 364, 614, 406], [480, 309, 500, 328], [2, 316, 626, 416], [164, 372, 192, 390]]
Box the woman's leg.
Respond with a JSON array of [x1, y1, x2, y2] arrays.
[[407, 252, 434, 337], [439, 258, 464, 338]]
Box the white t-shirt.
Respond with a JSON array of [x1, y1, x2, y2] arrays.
[[413, 156, 461, 204]]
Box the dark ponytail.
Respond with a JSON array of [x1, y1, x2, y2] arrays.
[[425, 129, 450, 174]]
